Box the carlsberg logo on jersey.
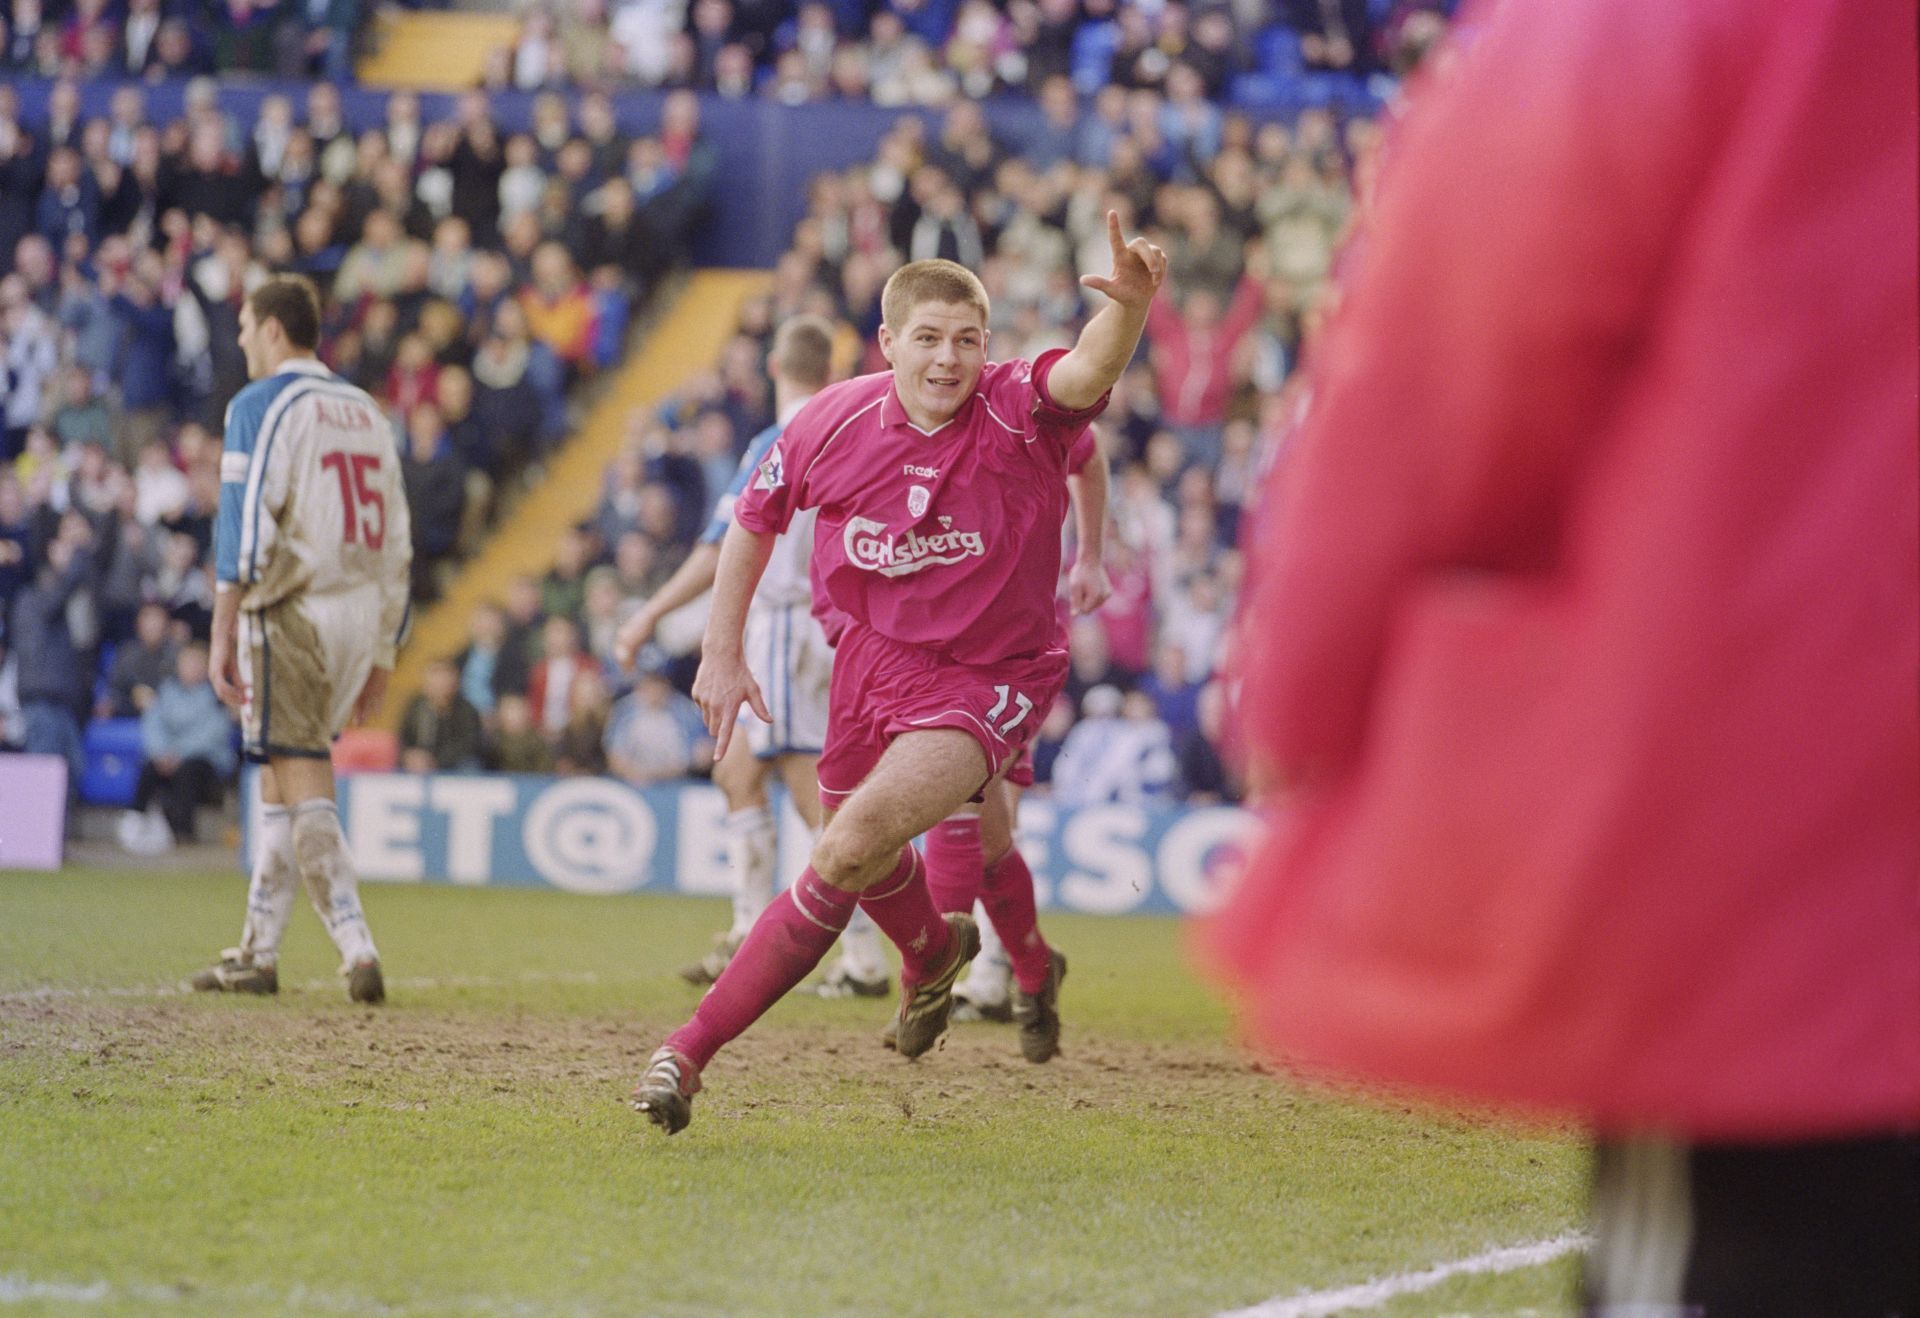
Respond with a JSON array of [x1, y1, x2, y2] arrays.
[[844, 516, 986, 577]]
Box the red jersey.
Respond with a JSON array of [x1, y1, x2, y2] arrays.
[[1208, 0, 1920, 1138], [736, 350, 1106, 667]]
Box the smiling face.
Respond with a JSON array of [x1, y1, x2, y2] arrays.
[[878, 299, 989, 431]]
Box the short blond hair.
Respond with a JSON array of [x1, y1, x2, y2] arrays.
[[770, 314, 835, 388], [881, 259, 989, 331]]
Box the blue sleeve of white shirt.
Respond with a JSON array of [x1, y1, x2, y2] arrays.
[[699, 421, 785, 546], [214, 379, 277, 586]]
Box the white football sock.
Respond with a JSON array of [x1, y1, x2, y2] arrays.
[[238, 804, 296, 967], [724, 805, 777, 940], [835, 908, 889, 982], [292, 799, 377, 967], [960, 899, 1013, 1003]]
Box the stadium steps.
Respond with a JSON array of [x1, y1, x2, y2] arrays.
[[378, 269, 774, 728], [355, 11, 525, 90]]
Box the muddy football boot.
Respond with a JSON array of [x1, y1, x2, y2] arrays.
[[189, 949, 278, 995], [347, 958, 386, 1004], [892, 913, 981, 1060], [1012, 950, 1067, 1063], [631, 1046, 702, 1135]]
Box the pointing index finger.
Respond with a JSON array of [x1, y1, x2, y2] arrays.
[[1106, 208, 1124, 257]]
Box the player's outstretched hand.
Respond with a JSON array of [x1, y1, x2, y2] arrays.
[[692, 651, 771, 763], [1079, 210, 1168, 311], [209, 632, 248, 711], [352, 667, 390, 726], [612, 607, 657, 671], [1068, 557, 1113, 615]]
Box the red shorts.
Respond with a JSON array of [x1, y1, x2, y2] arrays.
[[818, 626, 1068, 812]]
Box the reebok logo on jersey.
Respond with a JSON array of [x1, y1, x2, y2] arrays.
[[903, 464, 939, 479], [754, 442, 786, 491], [844, 516, 985, 577]]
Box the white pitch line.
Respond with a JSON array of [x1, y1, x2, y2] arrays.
[[1220, 1233, 1589, 1318], [0, 970, 609, 1005]]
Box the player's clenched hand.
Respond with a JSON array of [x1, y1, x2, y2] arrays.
[[612, 607, 658, 672], [1079, 210, 1168, 310], [692, 651, 771, 763], [1067, 558, 1112, 615], [209, 630, 248, 711]]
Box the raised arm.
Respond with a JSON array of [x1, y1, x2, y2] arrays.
[[1047, 211, 1169, 411], [1066, 440, 1112, 615], [689, 520, 775, 761]]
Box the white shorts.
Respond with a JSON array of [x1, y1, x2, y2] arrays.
[[741, 601, 832, 760], [238, 587, 381, 762]]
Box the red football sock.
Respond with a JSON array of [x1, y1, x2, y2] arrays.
[[923, 816, 984, 915], [857, 846, 952, 986], [665, 869, 857, 1069], [981, 848, 1053, 994]]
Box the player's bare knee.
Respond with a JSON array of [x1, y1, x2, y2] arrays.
[[810, 816, 892, 891]]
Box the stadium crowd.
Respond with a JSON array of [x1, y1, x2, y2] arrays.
[[0, 59, 713, 844], [501, 0, 1450, 106], [0, 0, 1449, 832]]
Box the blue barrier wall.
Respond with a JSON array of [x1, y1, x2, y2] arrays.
[[8, 77, 1375, 267], [248, 772, 1257, 916]]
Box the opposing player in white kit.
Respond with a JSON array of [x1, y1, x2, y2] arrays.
[[194, 275, 412, 1004], [613, 316, 890, 997]]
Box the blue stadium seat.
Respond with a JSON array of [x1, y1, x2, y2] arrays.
[[1070, 21, 1118, 95], [80, 718, 144, 807], [1255, 25, 1305, 75], [1228, 73, 1294, 110]]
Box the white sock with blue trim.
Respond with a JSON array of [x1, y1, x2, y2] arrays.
[[292, 799, 377, 968], [238, 804, 296, 967]]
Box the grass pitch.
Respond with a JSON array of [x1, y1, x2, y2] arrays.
[[1, 868, 1585, 1315]]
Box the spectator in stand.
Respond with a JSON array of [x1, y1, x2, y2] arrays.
[[1138, 637, 1202, 743], [1176, 678, 1233, 803], [8, 521, 92, 793], [3, 279, 58, 459], [48, 363, 110, 452], [398, 658, 487, 773], [0, 477, 29, 613], [487, 691, 552, 773], [541, 524, 594, 622], [118, 640, 233, 851], [101, 599, 176, 718], [526, 614, 599, 734], [103, 252, 177, 456], [579, 564, 631, 668], [552, 664, 613, 776], [148, 527, 214, 638], [1284, 0, 1373, 73], [519, 241, 598, 374], [604, 663, 710, 786], [1052, 684, 1176, 808], [456, 600, 528, 718], [399, 401, 466, 603], [1143, 255, 1266, 467], [131, 439, 189, 527], [500, 574, 546, 670]]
